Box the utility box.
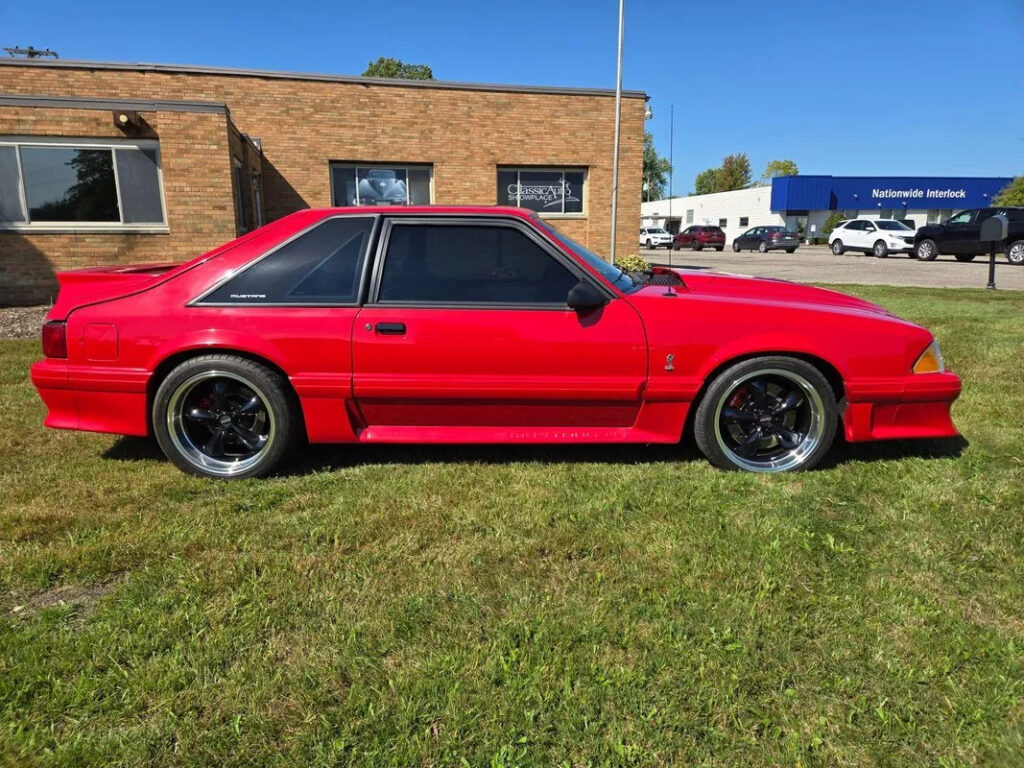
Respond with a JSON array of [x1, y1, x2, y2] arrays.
[[981, 213, 1009, 242]]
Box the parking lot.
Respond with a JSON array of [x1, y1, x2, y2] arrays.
[[642, 244, 1024, 291]]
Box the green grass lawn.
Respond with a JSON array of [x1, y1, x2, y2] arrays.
[[1, 285, 1023, 767]]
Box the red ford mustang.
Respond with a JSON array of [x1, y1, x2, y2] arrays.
[[31, 206, 961, 479]]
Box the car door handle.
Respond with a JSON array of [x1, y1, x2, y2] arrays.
[[375, 322, 406, 335]]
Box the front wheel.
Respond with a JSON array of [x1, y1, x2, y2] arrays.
[[153, 354, 298, 479], [733, 241, 741, 252], [694, 356, 838, 473], [645, 239, 652, 249], [758, 241, 768, 253], [693, 241, 703, 251], [873, 240, 889, 258], [1005, 240, 1024, 265], [954, 253, 976, 263], [831, 239, 845, 255], [916, 239, 939, 261], [785, 248, 796, 254]]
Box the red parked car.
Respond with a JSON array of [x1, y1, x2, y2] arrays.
[[673, 225, 726, 251], [31, 206, 960, 479]]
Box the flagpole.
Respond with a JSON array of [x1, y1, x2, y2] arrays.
[[609, 0, 624, 263]]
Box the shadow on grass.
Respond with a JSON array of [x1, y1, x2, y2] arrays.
[[102, 434, 969, 476]]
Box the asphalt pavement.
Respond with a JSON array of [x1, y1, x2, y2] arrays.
[[641, 244, 1024, 291]]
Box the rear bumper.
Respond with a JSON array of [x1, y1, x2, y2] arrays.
[[842, 371, 961, 442], [31, 359, 150, 436]]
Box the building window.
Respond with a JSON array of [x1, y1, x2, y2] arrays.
[[685, 209, 694, 224], [330, 163, 432, 207], [739, 216, 749, 227], [232, 159, 249, 233], [497, 167, 585, 215], [0, 138, 166, 229], [718, 218, 728, 227], [251, 172, 263, 227], [199, 216, 374, 305]]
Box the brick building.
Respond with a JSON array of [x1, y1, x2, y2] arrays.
[[0, 59, 647, 305]]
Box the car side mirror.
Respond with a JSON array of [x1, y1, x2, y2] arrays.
[[567, 280, 607, 311]]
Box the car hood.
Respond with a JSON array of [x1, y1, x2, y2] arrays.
[[634, 268, 898, 319]]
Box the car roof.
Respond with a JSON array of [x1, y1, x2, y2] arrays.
[[317, 205, 535, 218]]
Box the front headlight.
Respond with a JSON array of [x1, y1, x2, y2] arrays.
[[913, 340, 945, 374]]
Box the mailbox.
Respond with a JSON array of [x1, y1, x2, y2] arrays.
[[981, 213, 1009, 242]]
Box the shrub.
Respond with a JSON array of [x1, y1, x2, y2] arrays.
[[822, 212, 845, 236], [614, 253, 650, 273]]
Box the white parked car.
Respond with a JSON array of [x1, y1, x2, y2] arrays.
[[639, 227, 673, 249], [829, 218, 916, 257]]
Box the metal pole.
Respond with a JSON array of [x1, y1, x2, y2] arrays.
[[609, 0, 624, 263], [987, 241, 997, 290]]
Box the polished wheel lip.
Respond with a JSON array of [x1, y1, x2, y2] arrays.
[[166, 370, 275, 477], [713, 368, 825, 473]]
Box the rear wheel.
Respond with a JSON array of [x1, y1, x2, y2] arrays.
[[954, 253, 976, 263], [758, 241, 768, 253], [715, 246, 724, 251], [1005, 240, 1024, 265], [785, 248, 796, 254], [916, 239, 939, 261], [873, 240, 889, 258], [694, 356, 838, 473], [153, 354, 297, 479], [831, 239, 845, 255]]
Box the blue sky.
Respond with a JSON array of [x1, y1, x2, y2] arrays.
[[5, 0, 1022, 192]]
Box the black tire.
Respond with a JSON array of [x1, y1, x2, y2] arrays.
[[1007, 240, 1024, 266], [916, 239, 939, 261], [785, 248, 796, 254], [152, 354, 298, 479], [873, 240, 889, 258], [954, 253, 976, 263], [758, 241, 768, 253], [732, 241, 741, 252], [694, 356, 838, 473], [693, 241, 703, 251], [645, 239, 652, 249], [715, 247, 724, 251], [831, 239, 845, 255]]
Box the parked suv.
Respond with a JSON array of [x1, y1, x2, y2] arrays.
[[673, 225, 726, 251], [640, 227, 673, 249], [914, 207, 1024, 264], [829, 218, 915, 257]]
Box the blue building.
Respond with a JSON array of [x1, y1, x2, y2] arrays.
[[642, 175, 1013, 241]]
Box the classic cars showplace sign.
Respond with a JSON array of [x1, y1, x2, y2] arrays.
[[510, 180, 580, 209]]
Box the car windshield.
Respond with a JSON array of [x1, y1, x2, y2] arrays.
[[535, 218, 638, 293], [875, 220, 912, 231], [648, 228, 667, 234]]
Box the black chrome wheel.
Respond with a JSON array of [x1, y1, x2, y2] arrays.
[[153, 354, 297, 479], [168, 371, 274, 475], [694, 357, 838, 473]]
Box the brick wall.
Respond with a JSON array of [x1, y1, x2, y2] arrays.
[[0, 105, 238, 304], [1, 62, 646, 305]]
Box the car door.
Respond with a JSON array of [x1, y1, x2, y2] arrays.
[[677, 226, 693, 247], [942, 209, 980, 253], [351, 216, 648, 432]]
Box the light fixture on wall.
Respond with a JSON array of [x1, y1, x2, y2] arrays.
[[112, 110, 139, 131]]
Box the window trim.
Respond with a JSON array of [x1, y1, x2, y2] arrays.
[[0, 135, 169, 232], [328, 161, 434, 207], [497, 166, 587, 219], [368, 215, 605, 310], [189, 214, 381, 308]]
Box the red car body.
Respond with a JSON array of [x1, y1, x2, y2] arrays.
[[673, 225, 726, 251], [31, 206, 960, 476]]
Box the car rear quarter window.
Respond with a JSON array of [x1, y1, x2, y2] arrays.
[[377, 222, 578, 305], [200, 216, 373, 305]]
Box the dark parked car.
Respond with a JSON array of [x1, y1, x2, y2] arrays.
[[673, 225, 725, 251], [733, 226, 800, 253], [914, 207, 1024, 264]]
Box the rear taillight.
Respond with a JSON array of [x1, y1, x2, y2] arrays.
[[42, 321, 67, 359]]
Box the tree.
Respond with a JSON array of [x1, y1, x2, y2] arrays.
[[642, 132, 673, 201], [694, 168, 719, 196], [363, 57, 433, 80], [822, 211, 845, 236], [993, 175, 1024, 206], [716, 153, 752, 191], [761, 159, 799, 184]]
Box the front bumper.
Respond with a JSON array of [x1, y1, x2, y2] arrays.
[[842, 371, 961, 442]]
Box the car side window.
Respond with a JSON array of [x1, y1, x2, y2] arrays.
[[377, 222, 579, 305], [200, 216, 373, 305], [948, 211, 974, 225]]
